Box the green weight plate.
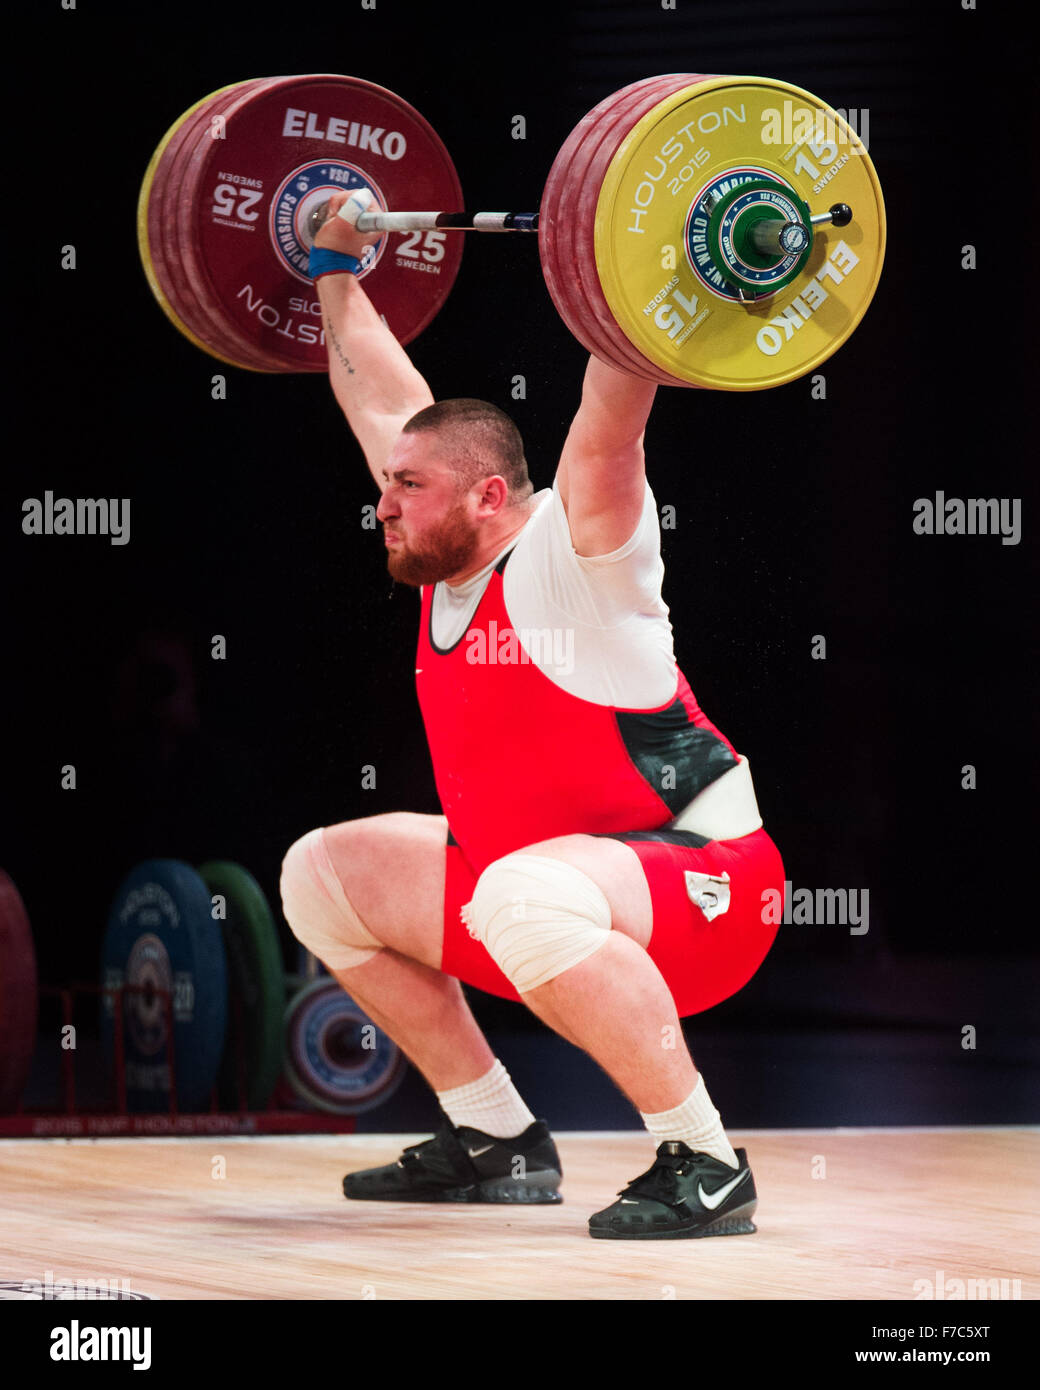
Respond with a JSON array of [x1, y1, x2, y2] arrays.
[[198, 861, 286, 1110], [705, 178, 814, 293]]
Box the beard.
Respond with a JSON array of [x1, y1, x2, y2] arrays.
[[385, 497, 480, 587]]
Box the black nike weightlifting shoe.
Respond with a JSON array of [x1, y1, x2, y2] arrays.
[[588, 1141, 757, 1239], [342, 1116, 563, 1204]]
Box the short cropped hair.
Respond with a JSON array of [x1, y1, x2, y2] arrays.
[[402, 399, 534, 506]]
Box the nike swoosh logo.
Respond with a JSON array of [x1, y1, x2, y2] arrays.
[[468, 1144, 494, 1158], [698, 1169, 748, 1210]]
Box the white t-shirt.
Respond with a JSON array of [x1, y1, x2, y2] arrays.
[[428, 478, 679, 708]]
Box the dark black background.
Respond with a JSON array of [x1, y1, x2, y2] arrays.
[[3, 0, 1036, 1127]]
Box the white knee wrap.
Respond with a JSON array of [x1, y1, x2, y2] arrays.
[[461, 854, 612, 994], [279, 827, 383, 971]]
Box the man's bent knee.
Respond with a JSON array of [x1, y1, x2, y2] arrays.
[[461, 853, 612, 994], [280, 827, 384, 971]]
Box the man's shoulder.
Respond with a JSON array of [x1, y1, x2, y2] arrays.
[[504, 474, 665, 626], [518, 476, 657, 560]]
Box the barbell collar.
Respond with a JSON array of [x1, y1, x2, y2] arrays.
[[747, 219, 810, 257]]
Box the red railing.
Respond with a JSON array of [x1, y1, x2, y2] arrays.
[[0, 980, 356, 1138]]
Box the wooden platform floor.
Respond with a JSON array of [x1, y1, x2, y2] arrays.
[[1, 1128, 1036, 1300]]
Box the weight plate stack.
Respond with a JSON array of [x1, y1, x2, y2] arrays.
[[139, 75, 464, 371]]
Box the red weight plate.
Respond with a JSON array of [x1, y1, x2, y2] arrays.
[[539, 93, 646, 376], [166, 83, 290, 371], [572, 75, 713, 385], [0, 871, 38, 1112], [546, 76, 693, 380], [540, 84, 647, 373], [141, 82, 274, 370], [552, 75, 707, 383], [181, 75, 464, 370], [156, 80, 288, 371], [155, 81, 278, 369], [541, 78, 681, 379]]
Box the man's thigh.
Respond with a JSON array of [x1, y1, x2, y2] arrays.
[[321, 812, 450, 970], [603, 827, 785, 1016], [441, 827, 784, 1016], [441, 833, 653, 1005]]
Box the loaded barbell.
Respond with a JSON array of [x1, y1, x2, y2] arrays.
[[137, 73, 885, 390]]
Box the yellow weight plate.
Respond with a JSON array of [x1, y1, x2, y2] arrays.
[[594, 77, 886, 390], [137, 82, 261, 371]]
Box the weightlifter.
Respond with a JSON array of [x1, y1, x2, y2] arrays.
[[279, 189, 785, 1239]]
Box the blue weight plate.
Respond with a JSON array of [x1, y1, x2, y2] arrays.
[[100, 859, 228, 1112], [283, 979, 406, 1116]]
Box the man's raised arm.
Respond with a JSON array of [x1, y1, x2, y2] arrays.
[[313, 192, 434, 488], [555, 355, 658, 558]]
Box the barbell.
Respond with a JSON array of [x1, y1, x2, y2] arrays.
[[137, 73, 885, 390]]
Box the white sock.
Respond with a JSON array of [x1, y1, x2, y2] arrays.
[[640, 1075, 740, 1168], [436, 1060, 536, 1139]]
